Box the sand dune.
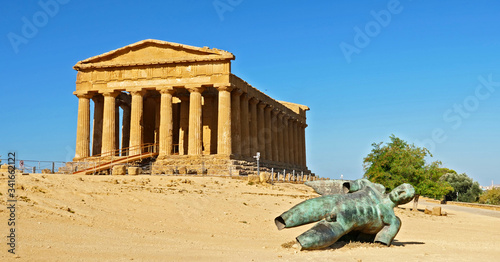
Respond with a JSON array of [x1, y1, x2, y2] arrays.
[[1, 173, 499, 261]]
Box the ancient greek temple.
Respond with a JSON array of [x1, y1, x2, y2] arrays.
[[73, 39, 310, 175]]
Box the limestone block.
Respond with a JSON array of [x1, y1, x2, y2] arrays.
[[41, 169, 52, 174], [260, 172, 271, 184], [432, 206, 442, 216], [425, 206, 443, 216], [112, 165, 126, 175], [0, 164, 12, 173], [248, 174, 260, 183], [128, 167, 141, 176]]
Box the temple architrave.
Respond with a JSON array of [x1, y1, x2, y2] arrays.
[[73, 39, 310, 176]]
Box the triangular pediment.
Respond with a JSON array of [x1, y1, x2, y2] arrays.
[[74, 39, 234, 70]]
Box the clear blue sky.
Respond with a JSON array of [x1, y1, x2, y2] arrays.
[[1, 0, 499, 186]]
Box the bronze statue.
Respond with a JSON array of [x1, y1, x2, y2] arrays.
[[275, 179, 415, 250]]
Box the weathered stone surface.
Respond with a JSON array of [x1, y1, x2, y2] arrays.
[[128, 167, 141, 176], [425, 206, 444, 216], [260, 172, 271, 184], [41, 169, 52, 174], [432, 206, 442, 216], [0, 164, 11, 173], [112, 165, 126, 175]]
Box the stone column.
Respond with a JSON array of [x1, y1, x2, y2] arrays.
[[187, 85, 205, 155], [101, 91, 120, 157], [129, 91, 145, 156], [121, 104, 131, 155], [301, 123, 307, 168], [293, 120, 300, 166], [74, 93, 92, 159], [158, 87, 175, 157], [231, 88, 242, 157], [264, 105, 273, 161], [288, 118, 296, 166], [249, 98, 259, 156], [154, 97, 161, 147], [91, 95, 103, 156], [216, 85, 233, 155], [283, 115, 290, 165], [277, 112, 285, 163], [257, 102, 266, 160], [271, 109, 279, 162], [178, 96, 189, 155], [115, 103, 120, 154], [240, 94, 250, 158]]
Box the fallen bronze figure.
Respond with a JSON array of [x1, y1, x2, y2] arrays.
[[275, 179, 415, 250]]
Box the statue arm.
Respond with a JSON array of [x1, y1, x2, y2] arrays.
[[374, 216, 401, 246]]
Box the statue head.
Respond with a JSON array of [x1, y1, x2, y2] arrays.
[[389, 183, 415, 205]]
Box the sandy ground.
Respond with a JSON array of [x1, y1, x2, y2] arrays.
[[1, 173, 499, 262]]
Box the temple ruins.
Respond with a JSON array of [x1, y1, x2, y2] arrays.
[[72, 39, 311, 176]]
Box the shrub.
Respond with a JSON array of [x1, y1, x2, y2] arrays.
[[478, 188, 500, 205]]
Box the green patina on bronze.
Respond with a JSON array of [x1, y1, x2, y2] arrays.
[[305, 179, 386, 196], [275, 179, 415, 250]]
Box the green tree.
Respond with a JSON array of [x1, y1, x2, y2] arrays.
[[363, 135, 453, 210], [440, 173, 482, 202], [479, 188, 500, 205]]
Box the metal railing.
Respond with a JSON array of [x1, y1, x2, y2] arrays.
[[0, 159, 67, 174], [71, 143, 159, 175]]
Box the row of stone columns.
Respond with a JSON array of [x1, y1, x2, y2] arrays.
[[74, 84, 307, 168], [230, 89, 307, 168]]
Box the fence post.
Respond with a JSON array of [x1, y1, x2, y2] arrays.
[[52, 162, 55, 173]]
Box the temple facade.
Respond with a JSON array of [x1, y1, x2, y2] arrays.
[[73, 39, 310, 175]]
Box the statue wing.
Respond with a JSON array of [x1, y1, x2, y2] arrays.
[[305, 179, 386, 195], [304, 180, 351, 195]]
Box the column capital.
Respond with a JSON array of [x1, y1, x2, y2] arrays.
[[258, 102, 267, 109], [157, 86, 175, 95], [241, 93, 249, 100], [249, 97, 259, 104], [283, 114, 290, 121], [76, 93, 93, 99], [277, 111, 285, 119], [129, 90, 146, 96], [271, 108, 280, 115], [264, 104, 274, 111], [102, 91, 121, 97], [214, 84, 233, 92], [186, 84, 205, 93], [232, 88, 243, 96]]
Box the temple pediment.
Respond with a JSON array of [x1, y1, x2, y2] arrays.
[[73, 39, 235, 70]]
